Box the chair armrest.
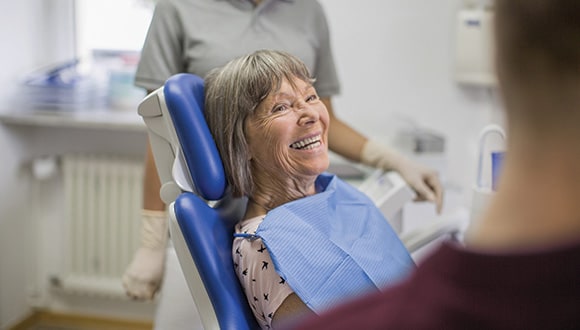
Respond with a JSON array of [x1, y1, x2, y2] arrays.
[[400, 218, 463, 253]]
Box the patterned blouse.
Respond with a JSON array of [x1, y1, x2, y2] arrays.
[[233, 216, 294, 329]]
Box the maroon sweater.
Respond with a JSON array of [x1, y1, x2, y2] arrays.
[[293, 241, 580, 330]]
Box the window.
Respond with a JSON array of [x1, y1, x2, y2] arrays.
[[74, 0, 154, 108], [75, 0, 153, 58]]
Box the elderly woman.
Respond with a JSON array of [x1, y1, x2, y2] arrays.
[[204, 50, 414, 329]]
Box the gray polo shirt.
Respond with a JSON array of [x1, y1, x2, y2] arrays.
[[135, 0, 340, 97]]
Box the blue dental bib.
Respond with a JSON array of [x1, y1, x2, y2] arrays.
[[251, 173, 414, 313]]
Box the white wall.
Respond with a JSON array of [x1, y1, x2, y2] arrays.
[[320, 0, 504, 202], [0, 0, 75, 327], [0, 0, 154, 325]]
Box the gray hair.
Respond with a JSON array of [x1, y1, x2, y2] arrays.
[[204, 50, 315, 197]]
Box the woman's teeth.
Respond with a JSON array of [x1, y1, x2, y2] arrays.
[[290, 135, 321, 150]]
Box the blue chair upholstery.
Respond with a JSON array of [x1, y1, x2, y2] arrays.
[[164, 74, 226, 201], [138, 73, 258, 330]]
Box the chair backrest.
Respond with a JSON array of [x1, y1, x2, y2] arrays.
[[138, 73, 258, 330]]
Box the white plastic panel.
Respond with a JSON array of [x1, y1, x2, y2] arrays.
[[455, 8, 496, 86]]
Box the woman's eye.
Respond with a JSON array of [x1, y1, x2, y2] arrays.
[[306, 94, 318, 102], [272, 104, 288, 113]]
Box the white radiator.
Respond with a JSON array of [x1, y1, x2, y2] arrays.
[[57, 153, 144, 298]]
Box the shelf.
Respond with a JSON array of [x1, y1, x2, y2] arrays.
[[0, 108, 146, 132]]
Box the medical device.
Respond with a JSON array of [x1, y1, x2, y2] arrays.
[[358, 169, 415, 233], [471, 124, 506, 222]]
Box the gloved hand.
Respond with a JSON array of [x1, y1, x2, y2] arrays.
[[361, 139, 444, 213], [122, 209, 169, 300]]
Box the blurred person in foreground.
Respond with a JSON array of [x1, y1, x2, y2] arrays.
[[293, 0, 580, 328]]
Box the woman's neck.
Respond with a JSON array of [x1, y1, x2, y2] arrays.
[[244, 171, 317, 219]]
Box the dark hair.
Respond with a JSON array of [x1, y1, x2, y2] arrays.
[[495, 0, 580, 130], [495, 0, 580, 83]]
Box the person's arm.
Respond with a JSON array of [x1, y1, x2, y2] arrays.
[[322, 97, 444, 213], [323, 97, 367, 160], [142, 89, 166, 213], [272, 293, 313, 329], [235, 232, 309, 328], [143, 141, 166, 211], [125, 0, 185, 299]]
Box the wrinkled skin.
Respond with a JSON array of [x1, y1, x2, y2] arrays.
[[245, 77, 330, 211]]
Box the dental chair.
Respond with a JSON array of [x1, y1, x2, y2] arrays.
[[138, 73, 256, 329], [138, 73, 462, 329]]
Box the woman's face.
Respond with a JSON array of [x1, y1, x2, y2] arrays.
[[245, 76, 330, 181]]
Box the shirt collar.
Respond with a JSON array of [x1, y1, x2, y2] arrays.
[[219, 0, 294, 12]]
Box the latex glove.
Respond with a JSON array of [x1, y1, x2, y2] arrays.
[[122, 209, 168, 300], [361, 139, 444, 213]]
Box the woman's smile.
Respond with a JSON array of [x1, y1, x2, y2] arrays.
[[289, 133, 323, 150]]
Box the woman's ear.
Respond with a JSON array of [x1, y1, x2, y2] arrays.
[[244, 145, 253, 162], [245, 140, 253, 161]]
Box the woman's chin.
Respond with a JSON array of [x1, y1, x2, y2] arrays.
[[311, 160, 330, 176]]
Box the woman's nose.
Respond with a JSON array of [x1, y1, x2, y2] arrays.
[[297, 104, 319, 126]]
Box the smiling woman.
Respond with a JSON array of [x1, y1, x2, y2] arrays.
[[204, 50, 416, 329]]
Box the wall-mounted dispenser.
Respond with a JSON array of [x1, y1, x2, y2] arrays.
[[454, 7, 496, 86]]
